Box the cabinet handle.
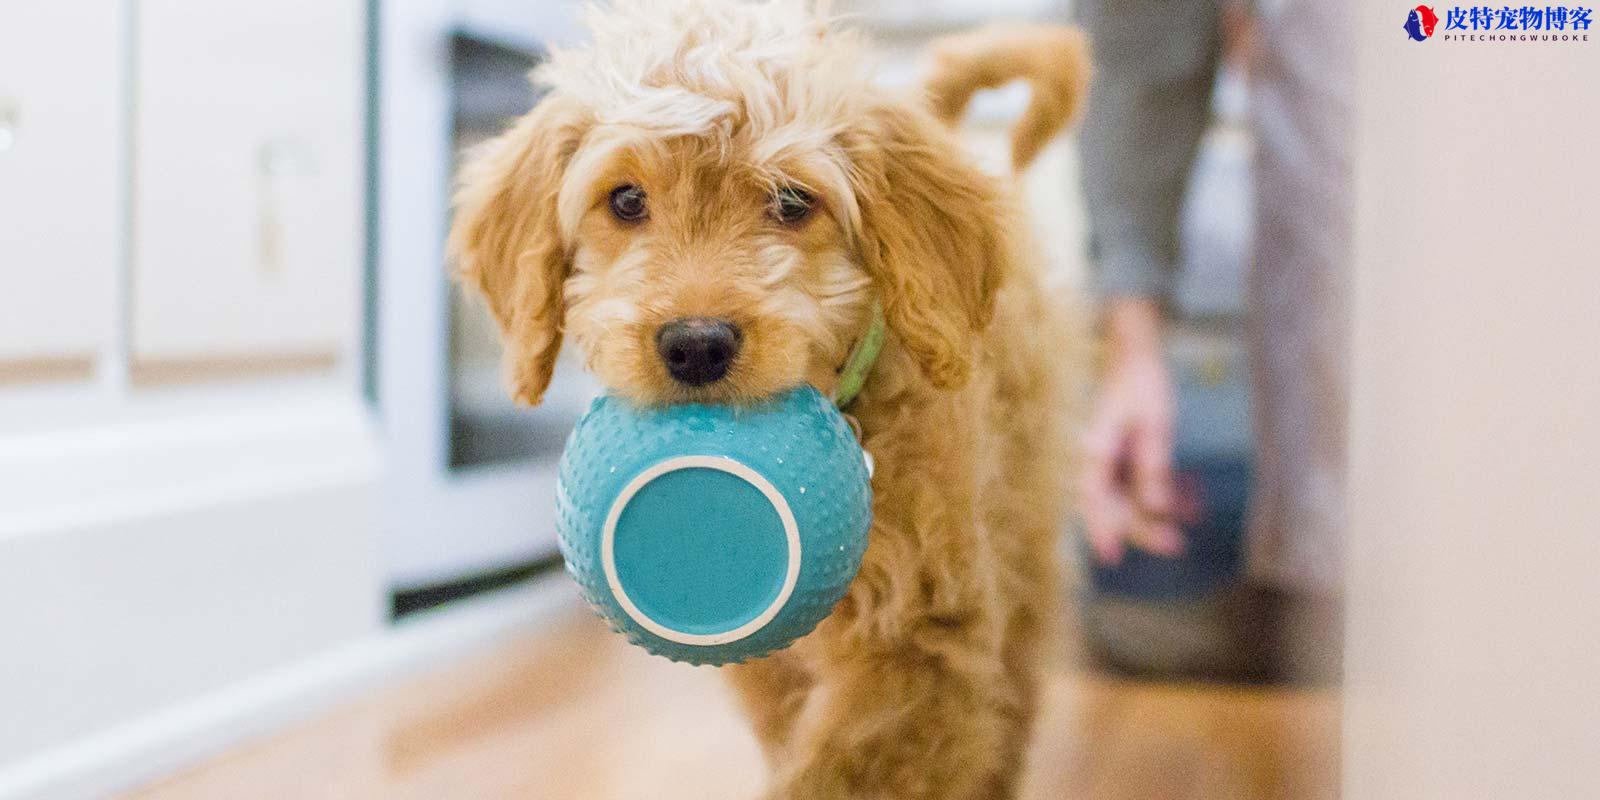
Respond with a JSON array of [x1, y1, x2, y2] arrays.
[[0, 99, 18, 154], [255, 138, 316, 275]]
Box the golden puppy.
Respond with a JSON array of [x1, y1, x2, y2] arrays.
[[449, 2, 1090, 797]]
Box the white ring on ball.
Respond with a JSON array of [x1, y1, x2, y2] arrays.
[[601, 454, 803, 647]]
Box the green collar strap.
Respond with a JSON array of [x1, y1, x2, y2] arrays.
[[832, 301, 886, 410]]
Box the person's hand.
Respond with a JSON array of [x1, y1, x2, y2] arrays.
[[1080, 298, 1183, 565], [1222, 1, 1257, 72]]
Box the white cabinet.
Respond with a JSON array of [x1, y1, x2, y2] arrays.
[[130, 0, 364, 375], [0, 5, 384, 789], [0, 1, 122, 376]]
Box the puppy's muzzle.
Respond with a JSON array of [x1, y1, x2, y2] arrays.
[[656, 317, 741, 387]]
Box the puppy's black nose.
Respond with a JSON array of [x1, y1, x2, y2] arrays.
[[656, 317, 741, 387]]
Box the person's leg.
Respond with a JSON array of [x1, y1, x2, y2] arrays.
[[1077, 0, 1286, 682], [1246, 0, 1355, 682], [1078, 0, 1224, 303]]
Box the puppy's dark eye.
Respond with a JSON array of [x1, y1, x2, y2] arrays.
[[771, 186, 814, 225], [608, 184, 648, 222]]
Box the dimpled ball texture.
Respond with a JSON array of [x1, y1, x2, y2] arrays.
[[555, 386, 873, 666]]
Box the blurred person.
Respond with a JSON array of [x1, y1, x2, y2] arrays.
[[1076, 0, 1352, 680]]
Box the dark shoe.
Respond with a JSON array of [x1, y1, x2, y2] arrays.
[[1082, 582, 1342, 686], [1083, 581, 1285, 684]]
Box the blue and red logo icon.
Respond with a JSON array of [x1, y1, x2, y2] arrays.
[[1405, 5, 1442, 39]]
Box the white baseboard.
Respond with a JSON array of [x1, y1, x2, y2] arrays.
[[0, 575, 581, 800]]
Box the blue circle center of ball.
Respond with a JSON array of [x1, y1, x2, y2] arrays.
[[612, 465, 790, 637]]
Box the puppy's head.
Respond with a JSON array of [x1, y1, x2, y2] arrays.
[[449, 0, 1008, 407]]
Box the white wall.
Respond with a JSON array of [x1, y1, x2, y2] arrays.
[[1345, 6, 1600, 797], [0, 394, 382, 760]]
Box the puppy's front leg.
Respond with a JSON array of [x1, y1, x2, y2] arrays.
[[726, 652, 814, 765], [762, 594, 1018, 799]]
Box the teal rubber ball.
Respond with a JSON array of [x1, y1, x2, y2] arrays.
[[555, 386, 873, 666]]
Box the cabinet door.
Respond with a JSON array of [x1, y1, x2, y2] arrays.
[[130, 0, 364, 380], [0, 1, 121, 381]]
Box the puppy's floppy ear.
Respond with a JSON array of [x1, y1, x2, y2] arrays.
[[448, 94, 589, 406], [848, 103, 1009, 390]]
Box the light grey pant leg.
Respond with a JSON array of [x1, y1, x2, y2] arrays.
[[1077, 0, 1224, 302], [1244, 0, 1354, 600]]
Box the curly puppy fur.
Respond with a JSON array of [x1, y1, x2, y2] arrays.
[[449, 3, 1091, 797]]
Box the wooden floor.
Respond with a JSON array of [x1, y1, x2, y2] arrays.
[[126, 604, 1339, 800]]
